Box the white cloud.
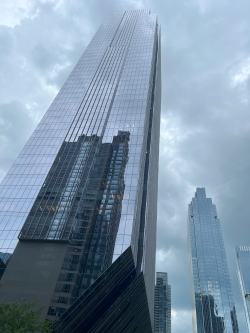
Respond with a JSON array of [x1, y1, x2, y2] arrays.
[[232, 57, 250, 86], [124, 0, 147, 9], [0, 0, 66, 28], [0, 0, 36, 27], [172, 309, 192, 333]]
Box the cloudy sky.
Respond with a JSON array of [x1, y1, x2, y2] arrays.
[[0, 0, 250, 331]]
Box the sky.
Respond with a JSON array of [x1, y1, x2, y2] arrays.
[[0, 0, 250, 332]]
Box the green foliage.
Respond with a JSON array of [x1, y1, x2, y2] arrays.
[[0, 299, 52, 333]]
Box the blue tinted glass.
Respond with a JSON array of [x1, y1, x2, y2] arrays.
[[235, 246, 250, 332], [188, 188, 238, 333]]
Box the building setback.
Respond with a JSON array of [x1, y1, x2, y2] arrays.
[[187, 188, 238, 333], [0, 9, 161, 332], [235, 246, 250, 333], [154, 272, 171, 333]]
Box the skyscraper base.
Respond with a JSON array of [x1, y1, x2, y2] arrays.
[[0, 241, 68, 320], [50, 246, 152, 333]]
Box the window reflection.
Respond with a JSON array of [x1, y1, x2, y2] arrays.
[[195, 293, 225, 333]]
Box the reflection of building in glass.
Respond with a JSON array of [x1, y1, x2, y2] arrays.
[[0, 258, 6, 280], [0, 9, 161, 332], [188, 188, 238, 333], [0, 252, 11, 279], [195, 294, 224, 333], [154, 272, 171, 333], [18, 131, 129, 317], [51, 246, 153, 333], [235, 246, 250, 332], [0, 252, 11, 264]]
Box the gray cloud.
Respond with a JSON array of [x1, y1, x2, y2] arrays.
[[0, 0, 250, 332], [155, 0, 250, 331]]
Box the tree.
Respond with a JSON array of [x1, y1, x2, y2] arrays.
[[0, 299, 52, 333]]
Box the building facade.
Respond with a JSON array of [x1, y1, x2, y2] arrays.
[[235, 246, 250, 332], [0, 9, 161, 332], [154, 272, 171, 333], [187, 188, 238, 333]]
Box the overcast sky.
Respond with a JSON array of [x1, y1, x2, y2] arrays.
[[0, 0, 250, 332]]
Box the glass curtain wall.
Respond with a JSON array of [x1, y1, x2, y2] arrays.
[[187, 188, 238, 333], [0, 9, 161, 324], [235, 246, 250, 333]]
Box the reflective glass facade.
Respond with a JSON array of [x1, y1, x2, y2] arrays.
[[235, 246, 250, 332], [0, 9, 161, 326], [154, 272, 171, 333], [50, 247, 153, 333], [188, 188, 238, 333]]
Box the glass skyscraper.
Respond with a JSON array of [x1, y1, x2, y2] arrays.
[[187, 188, 238, 333], [154, 272, 171, 333], [0, 9, 161, 332], [235, 246, 250, 332]]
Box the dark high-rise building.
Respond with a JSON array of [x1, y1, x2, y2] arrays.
[[154, 272, 171, 333], [0, 9, 161, 332], [187, 188, 238, 333], [235, 246, 250, 333]]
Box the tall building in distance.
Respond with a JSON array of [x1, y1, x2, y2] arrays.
[[154, 272, 171, 333], [235, 246, 250, 332], [187, 188, 238, 333], [0, 9, 161, 332]]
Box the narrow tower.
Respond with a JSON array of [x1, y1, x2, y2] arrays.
[[187, 188, 238, 333], [154, 272, 171, 333], [235, 246, 250, 333]]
